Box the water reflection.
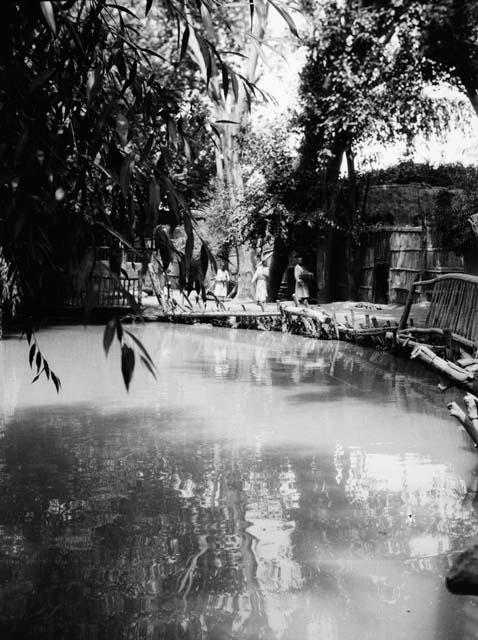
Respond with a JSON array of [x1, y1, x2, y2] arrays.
[[1, 326, 478, 638]]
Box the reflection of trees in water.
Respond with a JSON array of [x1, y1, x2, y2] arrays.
[[2, 327, 478, 638], [177, 327, 459, 416], [0, 408, 277, 639], [283, 448, 478, 640], [1, 404, 477, 639]]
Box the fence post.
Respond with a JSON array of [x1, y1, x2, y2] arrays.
[[397, 282, 417, 332]]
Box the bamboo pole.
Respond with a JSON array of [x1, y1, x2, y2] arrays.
[[411, 344, 474, 384], [448, 400, 478, 447], [331, 307, 340, 339], [397, 281, 417, 332]]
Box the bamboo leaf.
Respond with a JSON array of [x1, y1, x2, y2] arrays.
[[40, 1, 57, 36], [140, 355, 157, 380], [268, 0, 299, 38], [103, 319, 116, 356], [119, 155, 132, 197], [180, 26, 190, 60], [148, 178, 161, 213], [124, 329, 156, 368], [29, 344, 36, 367], [83, 283, 99, 323], [200, 4, 213, 32], [95, 222, 136, 252], [121, 344, 135, 391], [116, 318, 124, 342], [51, 372, 61, 393], [230, 71, 239, 101], [183, 136, 192, 161], [200, 243, 209, 279], [206, 50, 212, 86], [167, 118, 178, 148], [145, 0, 153, 16], [36, 351, 42, 373], [221, 65, 229, 99]]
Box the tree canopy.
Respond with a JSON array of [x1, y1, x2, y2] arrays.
[[0, 0, 298, 388]]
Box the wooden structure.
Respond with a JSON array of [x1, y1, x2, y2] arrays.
[[398, 273, 478, 353], [66, 274, 142, 310], [352, 184, 465, 305], [359, 226, 463, 305], [62, 256, 143, 314]]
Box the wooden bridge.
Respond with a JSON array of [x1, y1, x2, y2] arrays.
[[398, 273, 478, 352]]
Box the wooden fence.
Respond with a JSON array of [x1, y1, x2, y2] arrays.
[[399, 273, 478, 350]]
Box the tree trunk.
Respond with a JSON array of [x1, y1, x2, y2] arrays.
[[189, 1, 270, 298], [345, 147, 358, 299], [344, 237, 357, 300], [268, 237, 289, 301], [315, 141, 347, 302], [316, 231, 334, 303], [235, 245, 256, 300]]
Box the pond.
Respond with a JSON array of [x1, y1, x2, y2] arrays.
[[1, 324, 478, 639]]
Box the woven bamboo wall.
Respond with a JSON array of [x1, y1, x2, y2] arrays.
[[389, 229, 422, 304], [358, 226, 464, 304], [356, 184, 465, 304]]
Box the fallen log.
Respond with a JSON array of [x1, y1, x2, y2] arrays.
[[464, 393, 478, 436], [447, 401, 478, 446], [342, 326, 389, 337], [397, 327, 478, 352], [457, 357, 478, 368], [410, 344, 474, 385], [280, 304, 329, 322]]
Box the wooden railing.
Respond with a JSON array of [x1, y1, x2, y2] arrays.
[[398, 273, 478, 349], [67, 275, 141, 309]]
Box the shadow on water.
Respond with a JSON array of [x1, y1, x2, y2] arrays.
[[1, 325, 478, 638]]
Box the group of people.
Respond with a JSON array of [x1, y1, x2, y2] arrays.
[[213, 256, 313, 304]]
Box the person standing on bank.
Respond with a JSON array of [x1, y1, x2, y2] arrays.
[[213, 261, 230, 300], [252, 259, 269, 305], [294, 257, 313, 303]]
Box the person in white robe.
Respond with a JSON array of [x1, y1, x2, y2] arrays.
[[252, 260, 268, 303], [294, 257, 312, 301], [213, 262, 230, 299]]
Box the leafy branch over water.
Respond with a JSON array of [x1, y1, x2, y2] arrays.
[[103, 317, 157, 391], [25, 327, 61, 393]]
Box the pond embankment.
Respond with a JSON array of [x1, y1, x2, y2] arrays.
[[142, 296, 429, 344]]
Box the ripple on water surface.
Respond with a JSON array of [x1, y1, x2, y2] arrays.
[[1, 325, 478, 639]]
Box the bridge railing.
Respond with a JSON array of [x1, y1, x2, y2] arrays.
[[66, 275, 141, 309]]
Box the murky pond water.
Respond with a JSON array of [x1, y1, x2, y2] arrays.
[[1, 324, 478, 639]]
